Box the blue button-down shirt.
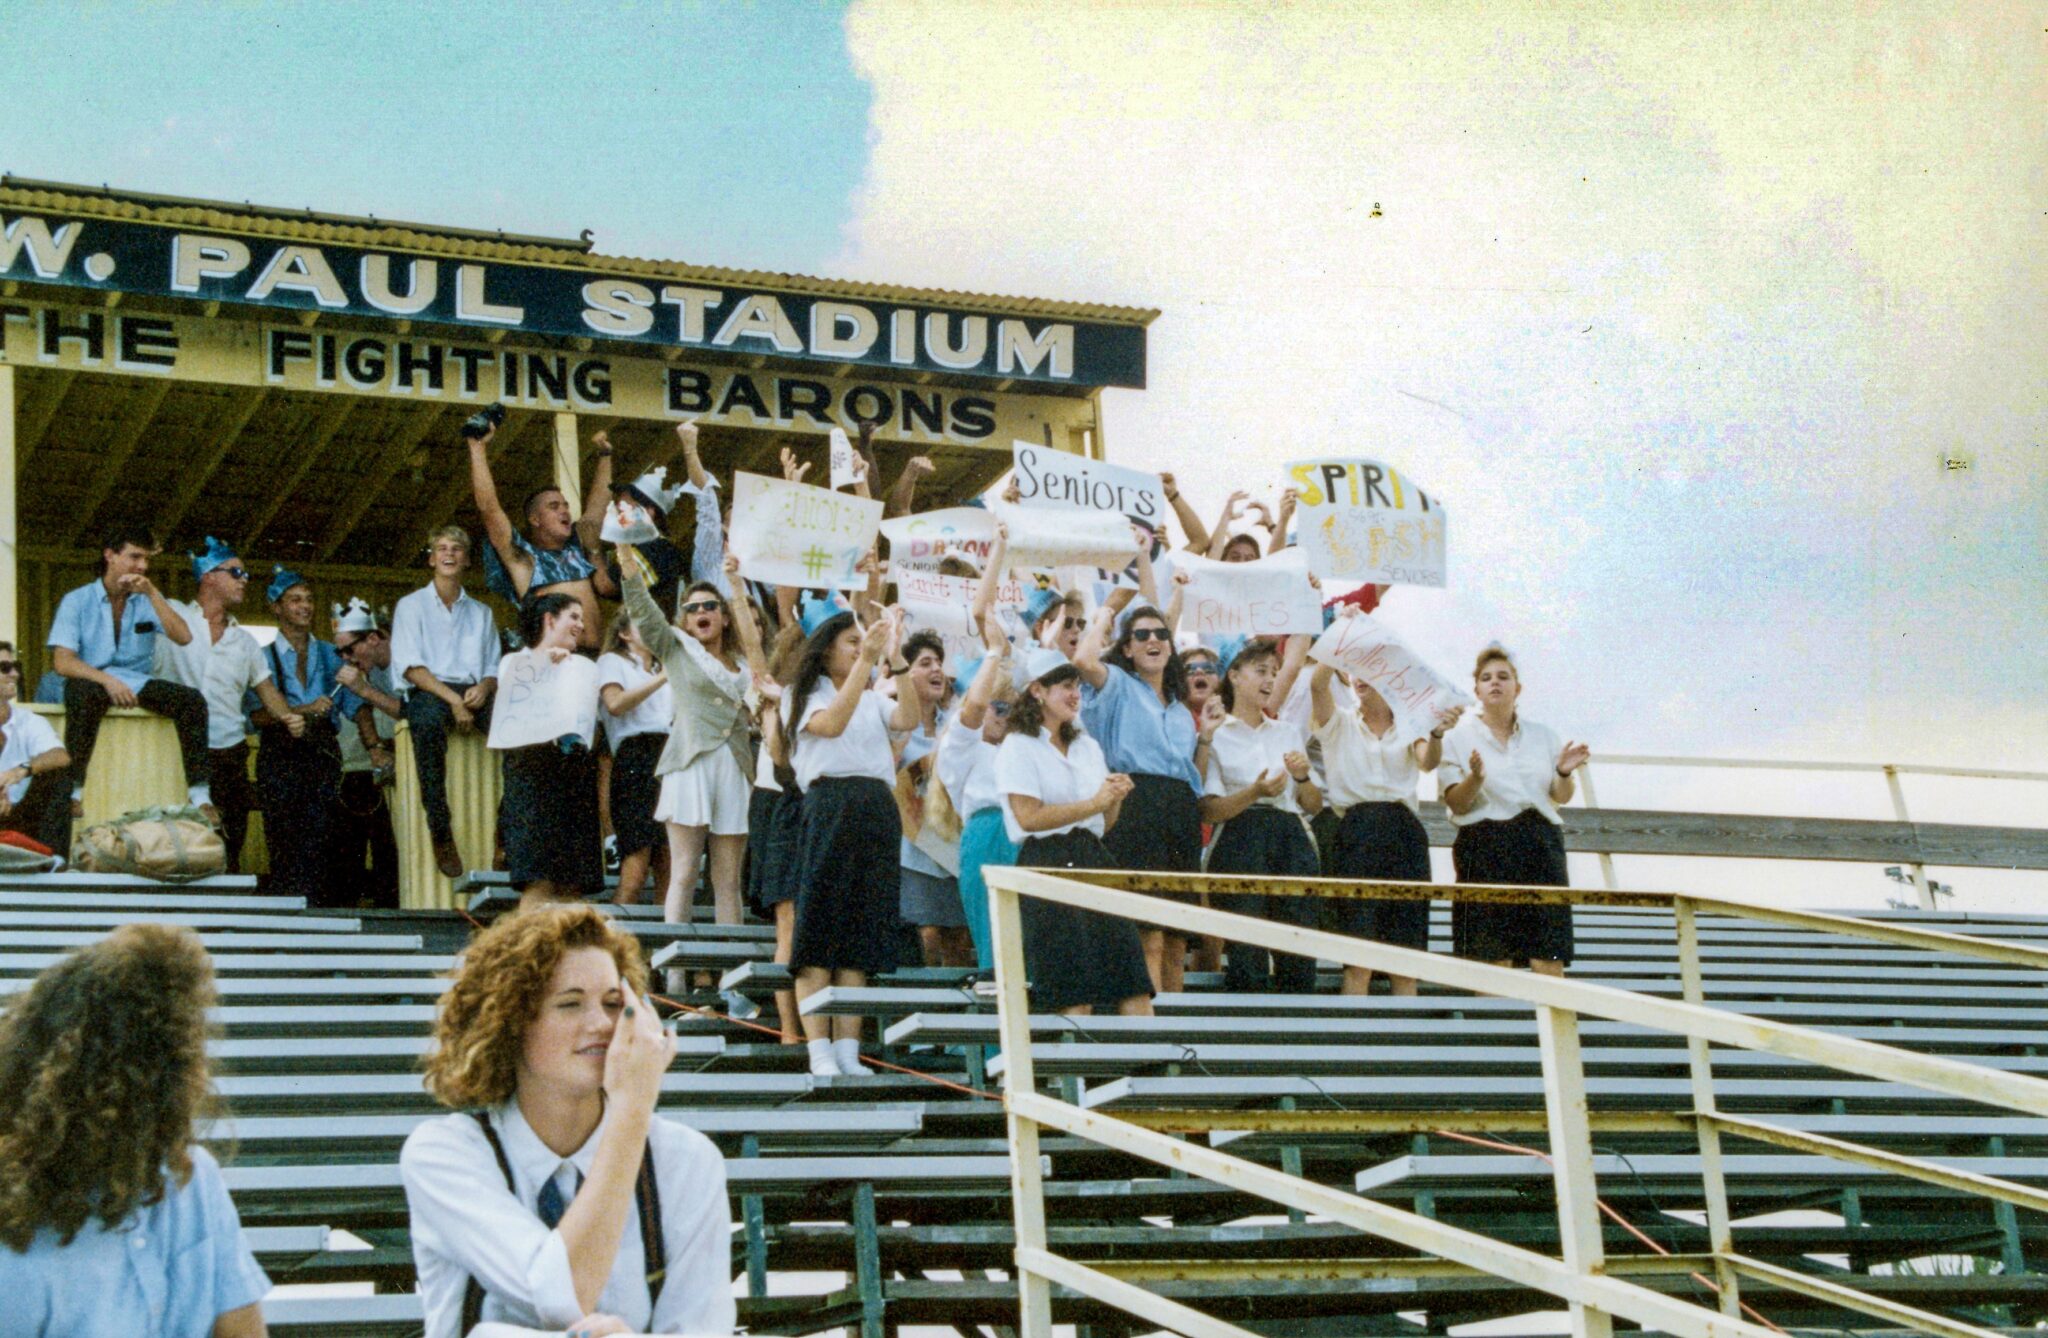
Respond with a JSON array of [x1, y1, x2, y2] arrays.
[[46, 580, 164, 692], [1080, 663, 1202, 790], [250, 635, 343, 732], [0, 1145, 271, 1337]]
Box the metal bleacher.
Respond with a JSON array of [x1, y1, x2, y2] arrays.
[[6, 867, 2048, 1338]]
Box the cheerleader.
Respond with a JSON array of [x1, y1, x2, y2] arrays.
[[995, 648, 1153, 1017], [787, 606, 920, 1076], [1198, 637, 1324, 993], [936, 628, 1017, 970], [892, 629, 973, 966], [1437, 644, 1590, 976], [1310, 625, 1461, 995], [596, 612, 672, 905], [494, 594, 604, 910]]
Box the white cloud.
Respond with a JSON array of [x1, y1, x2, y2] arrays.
[[836, 0, 2047, 774]]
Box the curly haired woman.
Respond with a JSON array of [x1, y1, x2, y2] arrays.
[[0, 923, 270, 1338], [399, 904, 734, 1338]]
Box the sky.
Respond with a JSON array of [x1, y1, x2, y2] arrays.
[[2, 1, 2042, 908]]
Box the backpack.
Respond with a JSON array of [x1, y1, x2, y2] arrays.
[[69, 805, 226, 882]]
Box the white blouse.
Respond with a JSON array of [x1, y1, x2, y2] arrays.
[[995, 729, 1110, 845], [1316, 708, 1424, 814], [597, 652, 673, 748], [937, 720, 1003, 818], [1204, 714, 1318, 817], [1437, 713, 1566, 827], [792, 683, 897, 789]]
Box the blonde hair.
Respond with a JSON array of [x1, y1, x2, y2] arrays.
[[1473, 643, 1519, 680], [426, 525, 471, 556]]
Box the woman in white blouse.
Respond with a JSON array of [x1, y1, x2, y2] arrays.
[[1199, 637, 1325, 993], [994, 648, 1153, 1016], [596, 613, 672, 906], [1310, 631, 1461, 995], [1437, 645, 1590, 976], [786, 607, 921, 1076], [400, 904, 734, 1338]]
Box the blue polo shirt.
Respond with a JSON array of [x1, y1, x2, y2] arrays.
[[251, 636, 343, 734], [46, 580, 164, 692], [1079, 663, 1201, 790]]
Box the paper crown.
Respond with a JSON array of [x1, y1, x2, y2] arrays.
[[332, 597, 378, 635], [615, 465, 687, 517], [1021, 586, 1068, 629], [798, 592, 852, 638], [190, 536, 240, 580], [267, 568, 308, 604], [951, 654, 984, 699]]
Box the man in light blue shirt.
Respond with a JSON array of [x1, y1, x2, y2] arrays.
[[46, 527, 213, 815], [249, 568, 344, 903]]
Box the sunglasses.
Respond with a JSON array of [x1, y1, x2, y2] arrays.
[[221, 567, 249, 581], [1061, 616, 1086, 631], [0, 661, 18, 674], [679, 600, 722, 616], [1127, 627, 1171, 643], [989, 701, 1012, 717], [1183, 661, 1217, 675]]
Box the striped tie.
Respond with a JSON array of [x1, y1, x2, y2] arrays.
[[536, 1168, 580, 1228]]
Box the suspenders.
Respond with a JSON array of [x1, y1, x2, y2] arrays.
[[457, 1110, 668, 1335]]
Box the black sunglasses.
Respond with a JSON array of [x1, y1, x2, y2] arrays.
[[1127, 627, 1172, 643], [1183, 661, 1217, 675], [0, 661, 18, 674], [679, 600, 722, 616], [989, 701, 1012, 717], [1061, 616, 1086, 631]]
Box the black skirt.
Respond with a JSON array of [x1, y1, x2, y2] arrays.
[[1015, 830, 1155, 1012], [745, 785, 804, 914], [790, 776, 901, 973], [1451, 808, 1573, 965], [608, 732, 666, 856], [1101, 772, 1204, 922], [1330, 802, 1433, 951], [1206, 806, 1321, 994], [499, 741, 604, 895]]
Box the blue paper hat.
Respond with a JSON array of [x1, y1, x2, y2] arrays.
[[190, 536, 240, 580], [798, 591, 852, 638], [1212, 634, 1251, 676], [267, 567, 309, 604], [1021, 586, 1066, 630]]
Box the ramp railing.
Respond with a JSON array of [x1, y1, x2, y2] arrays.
[[984, 868, 2048, 1338]]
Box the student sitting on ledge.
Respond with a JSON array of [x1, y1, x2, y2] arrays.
[[400, 904, 735, 1338]]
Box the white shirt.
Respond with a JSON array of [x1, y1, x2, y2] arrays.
[[597, 652, 674, 748], [995, 728, 1110, 844], [399, 1100, 735, 1338], [0, 704, 62, 804], [792, 684, 896, 789], [937, 719, 1003, 817], [338, 664, 398, 774], [390, 583, 500, 692], [1437, 713, 1565, 827], [1204, 714, 1318, 817], [151, 599, 271, 751], [1316, 707, 1424, 814]]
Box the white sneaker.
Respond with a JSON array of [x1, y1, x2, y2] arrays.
[[833, 1037, 875, 1077], [807, 1039, 842, 1077]]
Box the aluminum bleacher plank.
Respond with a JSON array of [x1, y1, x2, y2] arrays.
[[0, 909, 362, 931], [1079, 1074, 2034, 1112], [0, 930, 416, 952], [210, 1104, 925, 1153], [0, 871, 262, 892], [263, 1292, 419, 1338], [0, 974, 451, 1000], [1, 950, 445, 976], [1354, 1151, 2048, 1195], [206, 1033, 725, 1071], [209, 1005, 439, 1034], [0, 887, 303, 911]]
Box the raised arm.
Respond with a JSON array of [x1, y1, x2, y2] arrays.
[[723, 553, 769, 677], [802, 617, 889, 740], [1310, 662, 1339, 729], [1268, 632, 1312, 715], [1160, 472, 1209, 554], [1164, 568, 1188, 632], [1269, 488, 1297, 555], [676, 420, 709, 489], [1131, 526, 1159, 608], [615, 546, 682, 662], [466, 423, 517, 564], [954, 627, 1010, 731], [1071, 602, 1115, 690], [1205, 490, 1247, 559], [884, 454, 934, 519], [970, 522, 1010, 633], [578, 430, 615, 544], [882, 611, 921, 732]]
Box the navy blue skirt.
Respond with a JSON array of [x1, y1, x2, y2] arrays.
[[790, 777, 901, 973], [1015, 830, 1154, 1011], [1451, 809, 1572, 965], [1330, 801, 1433, 951]]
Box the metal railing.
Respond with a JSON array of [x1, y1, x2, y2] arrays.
[[984, 867, 2048, 1338]]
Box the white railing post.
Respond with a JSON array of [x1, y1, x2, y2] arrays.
[[1674, 898, 1743, 1316], [1883, 765, 1937, 911], [1537, 1004, 1614, 1338], [988, 874, 1054, 1337], [1576, 763, 1621, 891]]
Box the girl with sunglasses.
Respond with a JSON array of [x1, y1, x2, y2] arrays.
[[936, 623, 1017, 970]]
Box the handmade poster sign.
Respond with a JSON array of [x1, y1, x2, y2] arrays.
[[599, 494, 662, 544], [1307, 614, 1472, 741], [1011, 441, 1166, 527], [991, 500, 1139, 575], [880, 507, 997, 574], [487, 650, 601, 751], [829, 427, 860, 491], [1286, 457, 1448, 587], [897, 570, 985, 665], [1177, 550, 1324, 637], [729, 471, 882, 591]]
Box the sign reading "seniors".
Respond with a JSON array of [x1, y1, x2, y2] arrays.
[[0, 208, 1147, 389]]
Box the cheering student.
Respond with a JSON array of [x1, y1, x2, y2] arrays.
[[1310, 627, 1462, 995], [250, 569, 346, 903], [401, 905, 734, 1338], [494, 594, 605, 910], [1437, 645, 1589, 976], [971, 522, 1086, 659], [937, 629, 1017, 970], [467, 412, 606, 650], [746, 602, 832, 1044], [595, 612, 672, 906], [995, 648, 1152, 1016], [786, 606, 920, 1076], [1199, 638, 1325, 993], [893, 629, 972, 966], [0, 925, 270, 1338], [331, 599, 403, 909]]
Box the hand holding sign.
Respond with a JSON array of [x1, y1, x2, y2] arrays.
[[1176, 550, 1323, 638], [1307, 613, 1472, 743], [829, 428, 859, 491], [487, 649, 600, 750]]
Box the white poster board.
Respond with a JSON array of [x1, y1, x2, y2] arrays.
[[896, 568, 1023, 665], [880, 507, 998, 575], [1307, 614, 1473, 742], [487, 651, 601, 750], [990, 501, 1138, 575], [729, 471, 882, 591], [829, 427, 860, 490], [1287, 456, 1448, 587], [1011, 441, 1167, 529], [1177, 550, 1324, 638], [599, 494, 662, 545]]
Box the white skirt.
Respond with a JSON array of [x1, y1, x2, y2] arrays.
[[654, 746, 752, 835]]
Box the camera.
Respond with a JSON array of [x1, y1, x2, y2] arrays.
[[461, 402, 507, 441]]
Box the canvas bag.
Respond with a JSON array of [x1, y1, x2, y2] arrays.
[[70, 804, 226, 882]]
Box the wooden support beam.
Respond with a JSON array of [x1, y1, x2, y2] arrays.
[[13, 368, 77, 472], [315, 406, 450, 560], [155, 387, 271, 542], [60, 379, 172, 546], [0, 363, 15, 645], [239, 397, 355, 552]]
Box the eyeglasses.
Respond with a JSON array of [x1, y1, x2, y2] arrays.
[[1183, 662, 1217, 676], [1061, 616, 1086, 631], [1128, 627, 1171, 643], [679, 600, 722, 616], [0, 661, 18, 675]]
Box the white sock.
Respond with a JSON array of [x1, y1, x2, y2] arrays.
[[806, 1038, 842, 1077], [71, 784, 85, 801], [187, 783, 212, 808], [833, 1037, 874, 1076]]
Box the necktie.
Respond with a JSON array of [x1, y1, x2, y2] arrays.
[[537, 1168, 580, 1228]]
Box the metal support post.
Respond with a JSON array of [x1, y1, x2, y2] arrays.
[[1883, 765, 1936, 910], [740, 1133, 768, 1298], [1675, 898, 1742, 1315], [853, 1181, 885, 1338], [1537, 1004, 1614, 1338], [1576, 764, 1620, 891], [989, 877, 1054, 1337]]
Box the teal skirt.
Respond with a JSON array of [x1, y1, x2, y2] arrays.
[[957, 806, 1020, 971]]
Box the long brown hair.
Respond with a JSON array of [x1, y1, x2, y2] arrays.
[[0, 924, 218, 1249], [1008, 664, 1082, 746]]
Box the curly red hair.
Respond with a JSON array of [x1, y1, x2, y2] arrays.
[[0, 923, 219, 1250], [423, 904, 648, 1109]]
